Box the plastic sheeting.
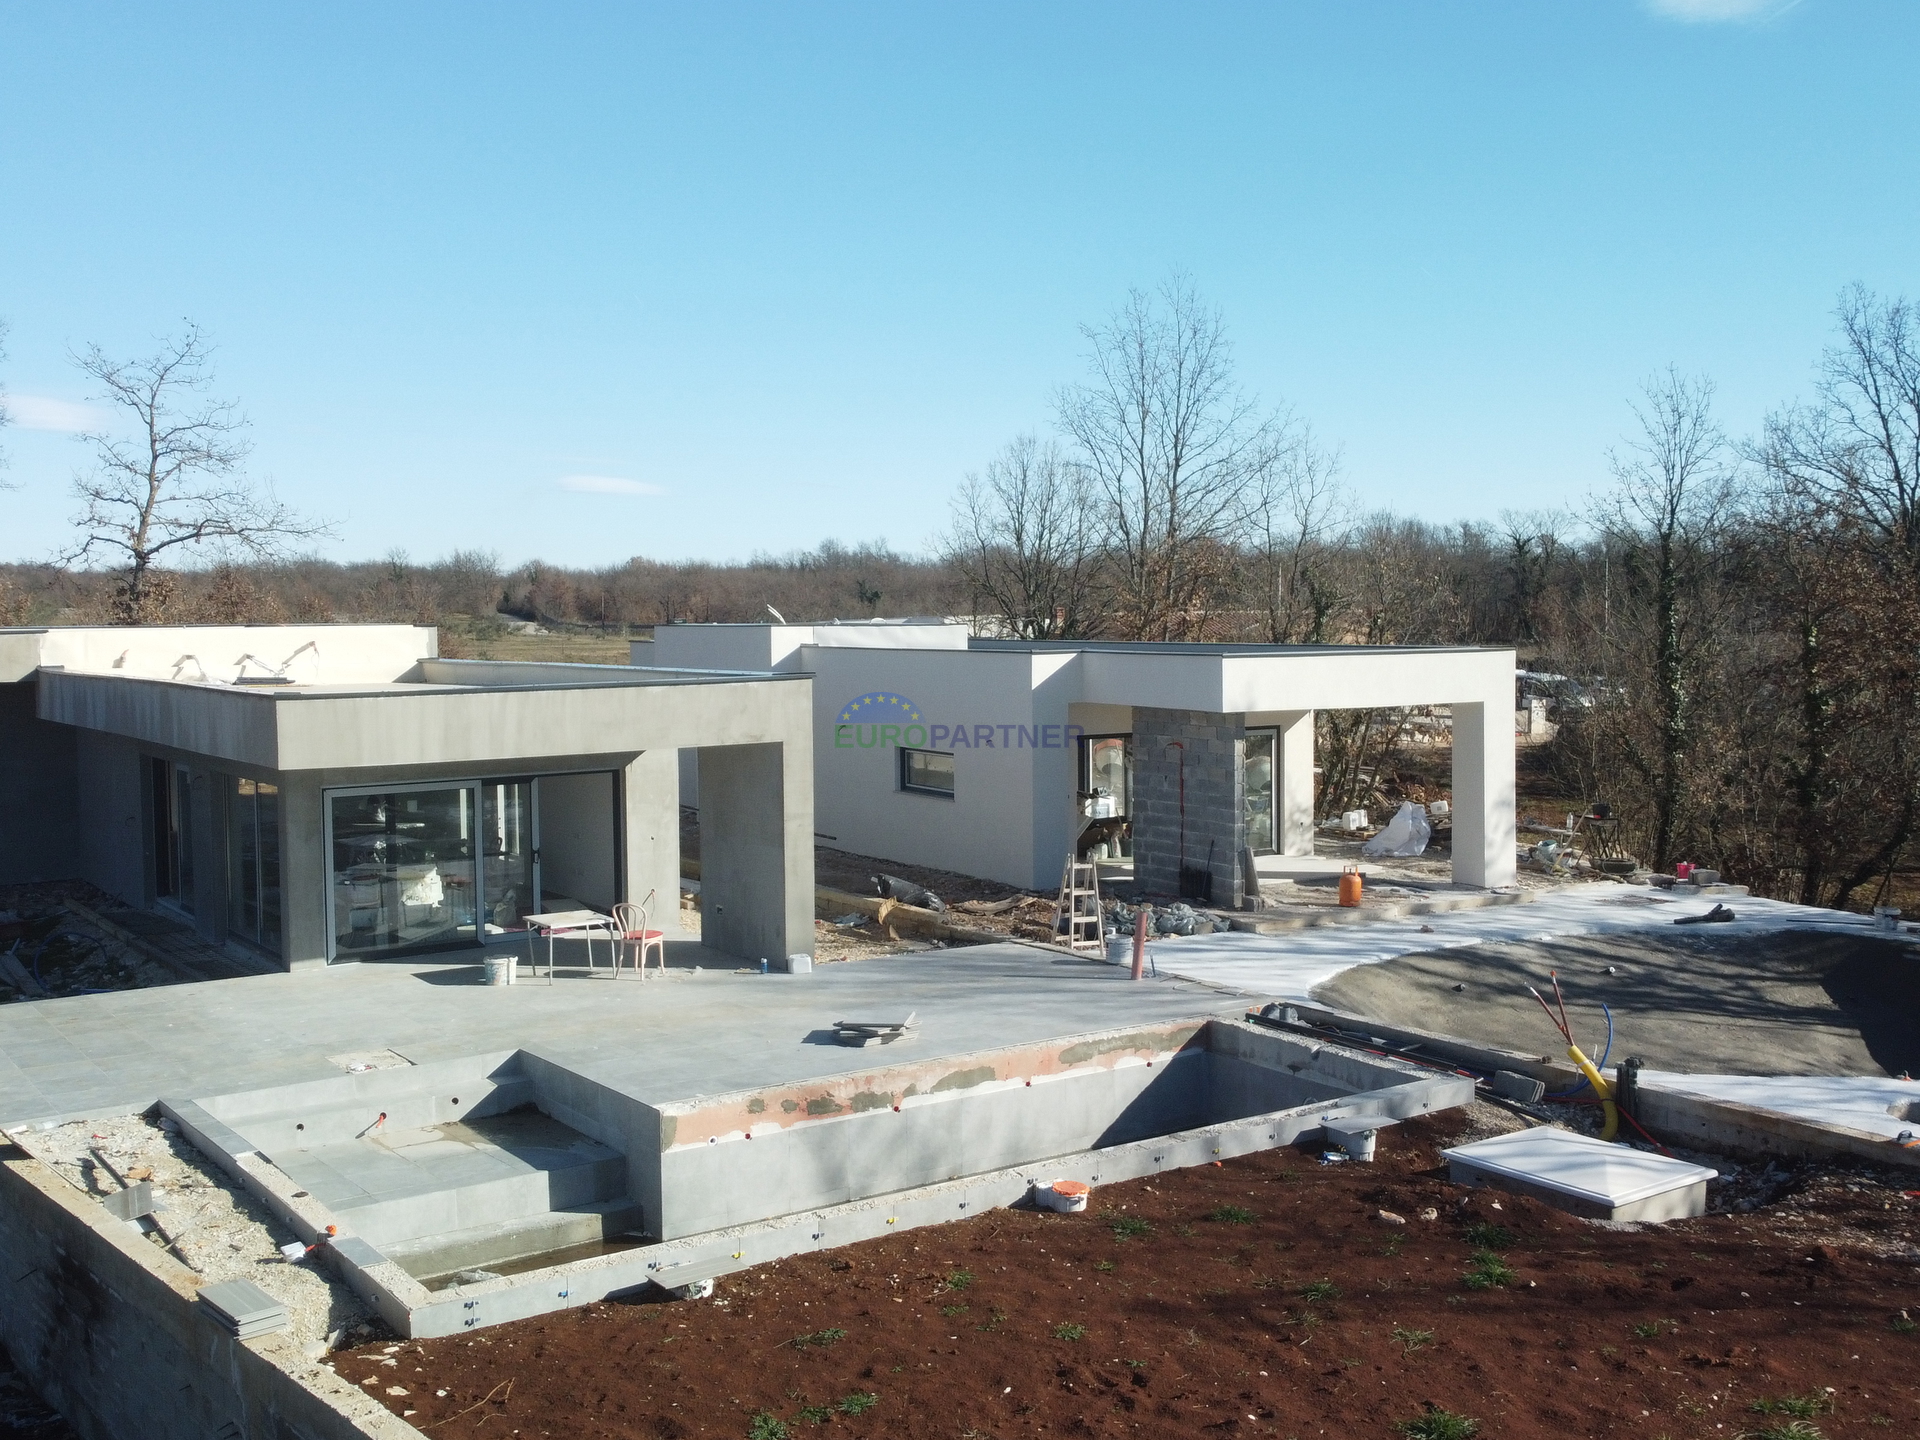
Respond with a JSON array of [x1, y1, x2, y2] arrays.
[[1362, 801, 1432, 857]]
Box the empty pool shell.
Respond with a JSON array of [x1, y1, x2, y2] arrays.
[[162, 1017, 1472, 1337]]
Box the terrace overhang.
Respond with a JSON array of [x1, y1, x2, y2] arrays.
[[34, 660, 811, 774]]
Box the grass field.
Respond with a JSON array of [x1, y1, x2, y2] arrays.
[[437, 616, 641, 665]]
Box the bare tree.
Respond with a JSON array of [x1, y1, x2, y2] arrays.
[[1760, 285, 1920, 576], [1496, 509, 1568, 646], [1058, 276, 1285, 640], [1247, 425, 1343, 643], [944, 435, 1097, 638], [63, 325, 329, 623], [1587, 368, 1739, 869]]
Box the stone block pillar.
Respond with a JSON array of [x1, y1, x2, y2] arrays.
[[1130, 707, 1245, 903]]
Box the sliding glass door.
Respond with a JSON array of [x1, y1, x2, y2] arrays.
[[481, 781, 536, 939], [228, 777, 282, 955], [329, 786, 480, 960]]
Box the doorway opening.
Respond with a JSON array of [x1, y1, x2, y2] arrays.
[[325, 772, 616, 962]]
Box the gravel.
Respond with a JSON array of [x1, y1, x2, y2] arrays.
[[11, 1113, 375, 1355]]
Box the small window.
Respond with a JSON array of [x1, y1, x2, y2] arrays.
[[899, 748, 955, 798]]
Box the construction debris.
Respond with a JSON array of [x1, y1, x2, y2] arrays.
[[872, 874, 944, 911]]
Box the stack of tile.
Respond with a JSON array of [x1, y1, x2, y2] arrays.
[[831, 1012, 919, 1047], [196, 1280, 289, 1340]]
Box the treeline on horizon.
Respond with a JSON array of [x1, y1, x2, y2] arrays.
[[3, 280, 1917, 916]]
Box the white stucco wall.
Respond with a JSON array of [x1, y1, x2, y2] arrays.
[[0, 625, 435, 685], [806, 647, 1062, 888]]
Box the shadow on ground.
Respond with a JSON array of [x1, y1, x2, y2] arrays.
[[1311, 929, 1920, 1076]]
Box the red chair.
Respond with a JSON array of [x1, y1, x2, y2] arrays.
[[612, 892, 666, 979]]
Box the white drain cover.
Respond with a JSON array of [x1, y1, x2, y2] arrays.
[[1442, 1127, 1716, 1209]]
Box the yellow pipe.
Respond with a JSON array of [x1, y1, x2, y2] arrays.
[[1568, 1043, 1619, 1141]]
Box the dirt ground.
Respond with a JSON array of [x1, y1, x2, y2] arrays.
[[1314, 931, 1920, 1077], [333, 1104, 1920, 1439]]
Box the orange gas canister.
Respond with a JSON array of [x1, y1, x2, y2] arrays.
[[1338, 864, 1363, 907]]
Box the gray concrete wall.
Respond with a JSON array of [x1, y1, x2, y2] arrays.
[[73, 731, 145, 905], [621, 750, 686, 938], [279, 771, 328, 968], [538, 770, 617, 909], [1130, 707, 1246, 902], [0, 1143, 420, 1440], [697, 741, 814, 962], [0, 682, 78, 885], [37, 669, 813, 774]]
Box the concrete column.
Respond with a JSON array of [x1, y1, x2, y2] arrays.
[[620, 750, 686, 937], [1450, 700, 1516, 888], [697, 742, 814, 962], [1276, 709, 1315, 858], [278, 773, 329, 969], [188, 769, 228, 947]]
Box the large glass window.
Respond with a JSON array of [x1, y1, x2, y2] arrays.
[[481, 780, 535, 938], [329, 788, 478, 959], [152, 760, 195, 913], [228, 777, 282, 955], [1244, 729, 1277, 854], [1079, 735, 1132, 818], [899, 748, 955, 797]]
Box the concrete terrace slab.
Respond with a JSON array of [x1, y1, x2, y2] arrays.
[[1134, 886, 1882, 999], [0, 943, 1249, 1131]]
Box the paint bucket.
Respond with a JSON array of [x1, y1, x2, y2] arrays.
[[1429, 799, 1449, 818], [1875, 906, 1902, 933], [1341, 809, 1368, 831], [483, 953, 516, 986], [1034, 1179, 1091, 1213], [1338, 865, 1363, 908], [1674, 862, 1693, 880]]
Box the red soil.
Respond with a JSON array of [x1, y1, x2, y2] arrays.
[[333, 1112, 1920, 1439]]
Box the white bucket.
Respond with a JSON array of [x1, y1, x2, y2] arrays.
[[1875, 906, 1902, 932], [1341, 809, 1368, 831], [1322, 1115, 1396, 1162], [483, 953, 517, 986], [1033, 1179, 1091, 1213]]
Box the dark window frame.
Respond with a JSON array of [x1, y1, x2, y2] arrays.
[[898, 747, 956, 799]]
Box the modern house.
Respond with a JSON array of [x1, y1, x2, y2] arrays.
[[643, 621, 1517, 901], [0, 625, 814, 969]]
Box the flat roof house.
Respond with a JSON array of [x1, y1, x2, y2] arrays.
[[0, 625, 813, 969], [644, 622, 1516, 900]]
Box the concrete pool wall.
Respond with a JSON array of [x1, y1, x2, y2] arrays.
[[163, 1017, 1472, 1337]]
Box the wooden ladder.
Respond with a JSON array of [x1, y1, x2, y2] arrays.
[[1054, 857, 1105, 955]]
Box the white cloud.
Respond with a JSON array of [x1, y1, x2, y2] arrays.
[[557, 474, 666, 496], [1644, 0, 1792, 22], [5, 394, 107, 432]]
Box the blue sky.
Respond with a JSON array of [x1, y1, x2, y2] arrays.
[[1, 1, 1914, 568]]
